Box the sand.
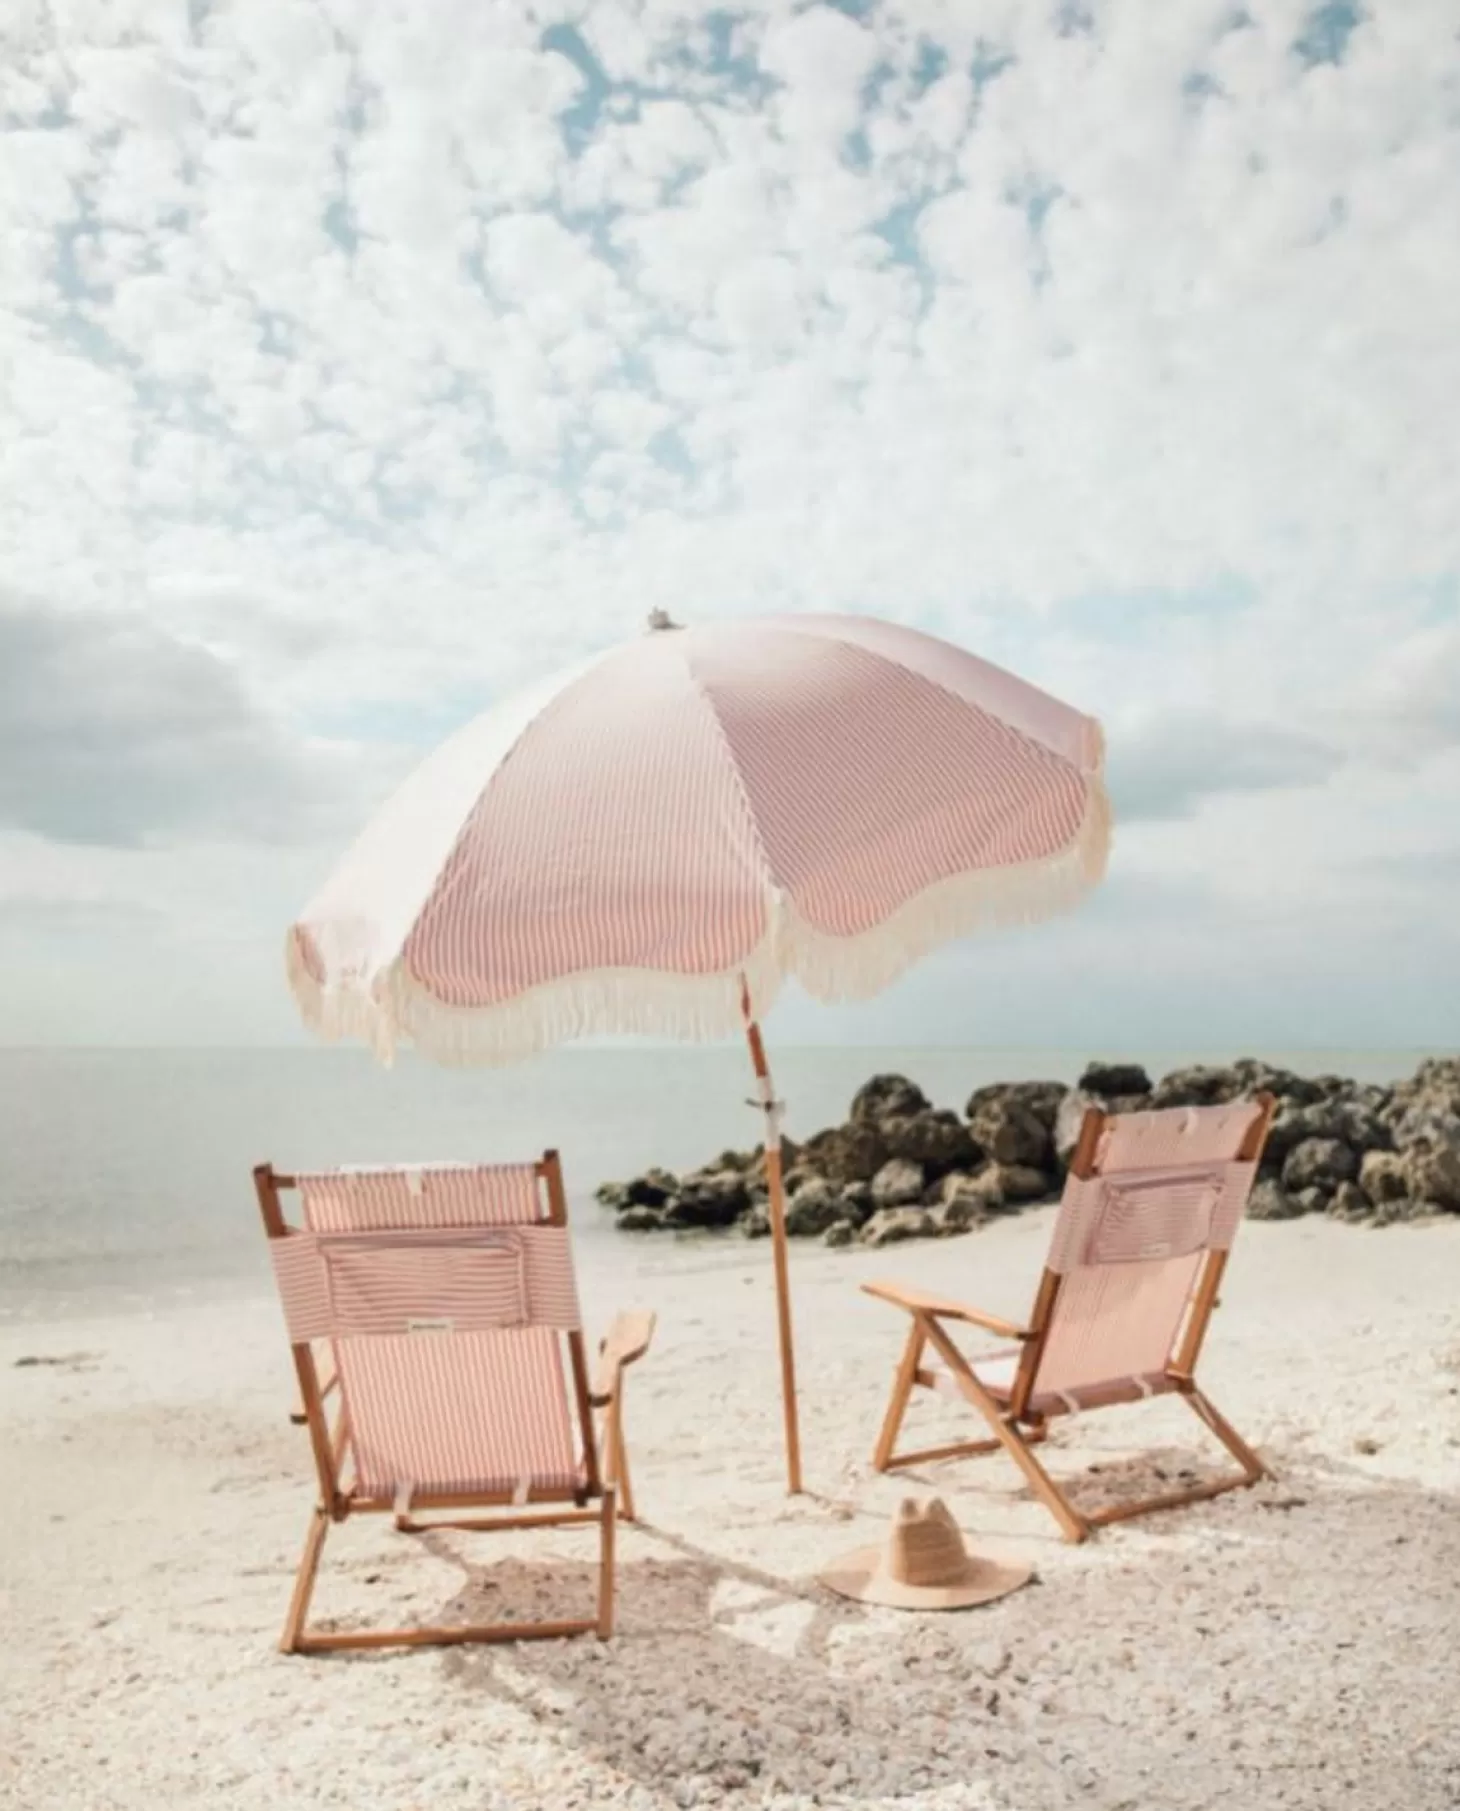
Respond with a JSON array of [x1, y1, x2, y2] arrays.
[[4, 1209, 1459, 1811]]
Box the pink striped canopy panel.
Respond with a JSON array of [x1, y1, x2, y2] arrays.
[[277, 1164, 583, 1499], [978, 1101, 1265, 1412], [287, 615, 1109, 1065]]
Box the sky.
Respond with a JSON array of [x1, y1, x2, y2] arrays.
[[1, 0, 1458, 1054]]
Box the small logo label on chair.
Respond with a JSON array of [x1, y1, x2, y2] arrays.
[[406, 1317, 454, 1334]]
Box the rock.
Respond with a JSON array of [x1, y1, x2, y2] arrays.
[[1373, 1197, 1444, 1226], [861, 1206, 940, 1248], [1149, 1064, 1246, 1109], [1281, 1137, 1358, 1193], [1337, 1100, 1393, 1156], [880, 1109, 977, 1177], [941, 1170, 988, 1207], [1054, 1089, 1101, 1171], [870, 1158, 926, 1209], [823, 1220, 857, 1248], [1401, 1143, 1460, 1213], [1291, 1186, 1329, 1216], [1391, 1106, 1460, 1154], [935, 1192, 987, 1234], [1227, 1059, 1325, 1106], [995, 1163, 1056, 1204], [850, 1073, 931, 1124], [670, 1170, 750, 1227], [967, 1097, 1050, 1170], [617, 1206, 667, 1231], [1247, 1179, 1303, 1220], [1264, 1101, 1355, 1173], [1359, 1150, 1409, 1207], [1327, 1182, 1373, 1223], [623, 1168, 679, 1209], [964, 1079, 1066, 1133], [797, 1121, 888, 1185], [939, 1163, 1047, 1214], [740, 1204, 770, 1239], [1383, 1058, 1460, 1153], [838, 1181, 875, 1225], [784, 1178, 844, 1237], [1078, 1061, 1153, 1099], [1388, 1055, 1460, 1109], [594, 1180, 629, 1210]]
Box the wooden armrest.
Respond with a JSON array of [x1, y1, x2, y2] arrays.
[[861, 1279, 1032, 1341], [590, 1310, 656, 1406]]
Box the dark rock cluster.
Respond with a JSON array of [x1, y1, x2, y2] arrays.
[[594, 1056, 1460, 1247]]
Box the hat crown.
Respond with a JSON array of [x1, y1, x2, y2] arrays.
[[883, 1497, 976, 1589]]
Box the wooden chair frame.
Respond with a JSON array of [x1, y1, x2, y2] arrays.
[[254, 1152, 654, 1653], [865, 1095, 1276, 1543]]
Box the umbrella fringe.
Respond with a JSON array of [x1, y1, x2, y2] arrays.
[[286, 780, 1110, 1069]]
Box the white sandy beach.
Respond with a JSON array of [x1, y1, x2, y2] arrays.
[[4, 1210, 1459, 1811]]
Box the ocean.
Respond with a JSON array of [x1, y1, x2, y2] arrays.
[[0, 1045, 1439, 1323]]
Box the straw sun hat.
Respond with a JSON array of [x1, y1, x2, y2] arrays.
[[819, 1497, 1033, 1611]]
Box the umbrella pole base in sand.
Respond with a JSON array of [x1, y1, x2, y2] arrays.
[[742, 1001, 804, 1496]]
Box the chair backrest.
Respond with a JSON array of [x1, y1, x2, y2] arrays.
[[1016, 1096, 1274, 1410], [259, 1154, 596, 1506]]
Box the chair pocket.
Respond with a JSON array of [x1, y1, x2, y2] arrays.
[[321, 1234, 528, 1337], [1088, 1173, 1222, 1265]]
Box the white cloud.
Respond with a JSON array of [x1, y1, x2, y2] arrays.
[[0, 0, 1457, 1047]]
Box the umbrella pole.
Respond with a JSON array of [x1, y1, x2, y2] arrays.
[[742, 1009, 804, 1496]]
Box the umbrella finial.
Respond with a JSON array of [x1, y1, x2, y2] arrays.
[[646, 608, 683, 632]]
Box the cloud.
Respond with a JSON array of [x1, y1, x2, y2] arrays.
[[1105, 712, 1346, 822], [0, 593, 395, 849], [0, 895, 168, 935], [1345, 619, 1460, 761]]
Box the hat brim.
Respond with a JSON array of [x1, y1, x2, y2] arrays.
[[818, 1545, 1033, 1611]]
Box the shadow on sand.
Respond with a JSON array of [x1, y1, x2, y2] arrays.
[[381, 1452, 1460, 1808]]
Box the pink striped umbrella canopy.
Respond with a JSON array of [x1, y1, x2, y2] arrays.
[[289, 613, 1109, 1062]]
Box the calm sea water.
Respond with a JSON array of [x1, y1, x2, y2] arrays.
[[0, 1045, 1439, 1323]]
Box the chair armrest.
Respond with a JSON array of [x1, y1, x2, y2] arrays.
[[590, 1310, 656, 1406], [861, 1279, 1032, 1341]]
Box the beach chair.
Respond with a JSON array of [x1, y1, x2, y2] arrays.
[[253, 1152, 653, 1652], [863, 1094, 1276, 1542]]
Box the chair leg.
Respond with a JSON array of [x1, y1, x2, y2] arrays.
[[599, 1388, 636, 1523], [1055, 1386, 1267, 1531], [919, 1315, 1090, 1544], [1185, 1386, 1266, 1481], [281, 1505, 330, 1654], [596, 1485, 617, 1640], [283, 1500, 617, 1654], [614, 1413, 637, 1523], [871, 1322, 926, 1472]]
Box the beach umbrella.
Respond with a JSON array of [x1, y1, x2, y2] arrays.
[[286, 612, 1110, 1492]]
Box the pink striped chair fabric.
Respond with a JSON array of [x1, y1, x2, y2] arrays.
[[272, 1163, 584, 1499]]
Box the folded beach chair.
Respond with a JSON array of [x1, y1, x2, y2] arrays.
[[253, 1152, 653, 1652], [863, 1094, 1276, 1542]]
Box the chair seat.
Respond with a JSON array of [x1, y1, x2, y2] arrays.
[[953, 1349, 1180, 1418]]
